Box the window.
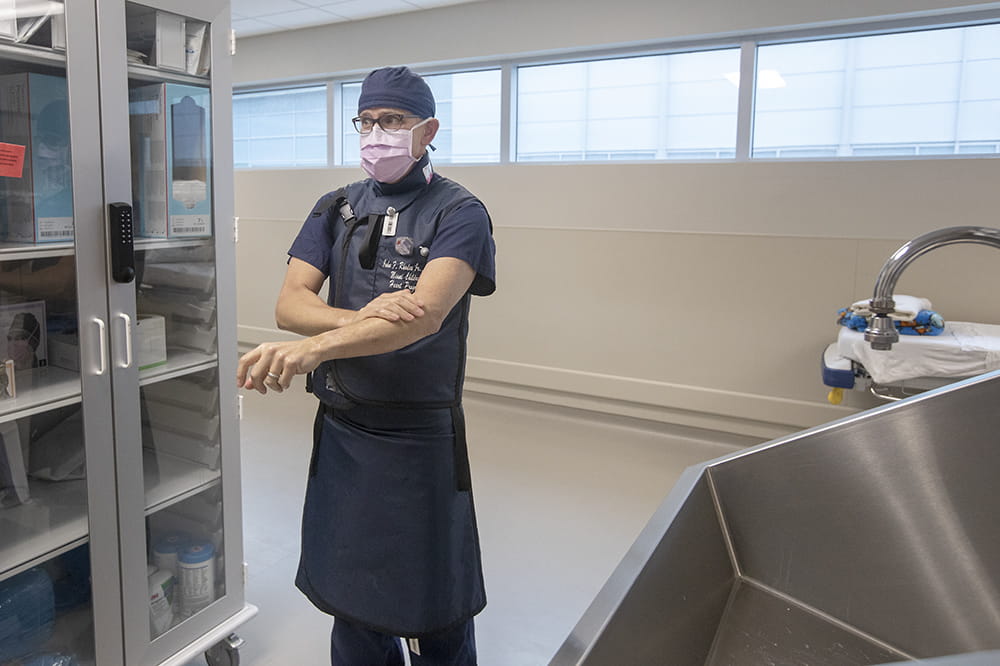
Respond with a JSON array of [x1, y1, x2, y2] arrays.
[[516, 49, 741, 162], [753, 23, 1000, 157], [236, 16, 1000, 168], [233, 86, 327, 168], [341, 69, 501, 165]]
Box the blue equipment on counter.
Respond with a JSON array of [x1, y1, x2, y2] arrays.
[[836, 308, 945, 336]]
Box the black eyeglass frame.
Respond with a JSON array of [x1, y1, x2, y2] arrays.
[[352, 113, 424, 134]]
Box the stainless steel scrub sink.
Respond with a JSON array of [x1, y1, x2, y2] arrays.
[[551, 370, 1000, 666]]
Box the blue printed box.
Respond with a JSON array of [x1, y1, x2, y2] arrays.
[[0, 73, 74, 243], [129, 83, 212, 238]]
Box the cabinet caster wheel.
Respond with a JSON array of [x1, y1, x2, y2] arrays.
[[205, 633, 243, 666]]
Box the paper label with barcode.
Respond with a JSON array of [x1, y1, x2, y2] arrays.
[[170, 214, 212, 237], [37, 217, 74, 241]]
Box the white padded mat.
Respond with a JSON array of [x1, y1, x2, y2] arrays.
[[837, 321, 1000, 384]]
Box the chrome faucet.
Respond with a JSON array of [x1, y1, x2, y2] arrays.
[[865, 226, 1000, 350]]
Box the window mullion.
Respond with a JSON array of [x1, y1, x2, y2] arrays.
[[952, 29, 969, 154], [735, 40, 757, 161], [501, 62, 513, 164], [327, 82, 337, 167], [838, 41, 857, 157]]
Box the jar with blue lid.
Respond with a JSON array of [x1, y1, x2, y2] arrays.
[[177, 541, 215, 617], [152, 531, 191, 578]]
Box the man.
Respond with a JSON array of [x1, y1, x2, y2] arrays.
[[236, 66, 496, 665]]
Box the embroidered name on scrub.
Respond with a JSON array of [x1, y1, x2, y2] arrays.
[[380, 257, 424, 290]]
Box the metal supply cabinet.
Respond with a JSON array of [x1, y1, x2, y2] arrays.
[[0, 1, 253, 664]]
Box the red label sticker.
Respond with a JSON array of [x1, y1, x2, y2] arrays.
[[0, 143, 26, 178]]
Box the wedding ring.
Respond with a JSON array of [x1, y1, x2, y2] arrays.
[[267, 372, 280, 380]]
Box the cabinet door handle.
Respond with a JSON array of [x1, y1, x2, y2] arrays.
[[93, 317, 107, 375], [118, 313, 133, 369]]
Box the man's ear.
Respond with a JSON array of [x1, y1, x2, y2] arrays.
[[420, 118, 440, 148]]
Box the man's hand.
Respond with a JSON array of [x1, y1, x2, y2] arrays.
[[354, 289, 425, 324], [244, 257, 476, 396], [236, 338, 324, 394]]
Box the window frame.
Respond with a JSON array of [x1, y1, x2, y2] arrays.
[[232, 7, 1000, 169], [232, 83, 330, 169]]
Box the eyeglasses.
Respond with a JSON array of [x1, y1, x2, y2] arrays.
[[352, 113, 423, 134]]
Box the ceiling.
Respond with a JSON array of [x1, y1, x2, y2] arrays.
[[231, 0, 480, 37]]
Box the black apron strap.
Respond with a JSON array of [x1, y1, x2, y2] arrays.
[[451, 405, 472, 492], [308, 401, 325, 478], [358, 214, 384, 270]]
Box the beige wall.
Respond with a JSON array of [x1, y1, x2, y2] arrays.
[[233, 0, 1000, 440], [234, 0, 1000, 84]]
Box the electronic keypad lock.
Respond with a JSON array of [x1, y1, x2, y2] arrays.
[[108, 202, 136, 283]]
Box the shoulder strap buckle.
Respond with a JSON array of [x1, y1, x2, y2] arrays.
[[310, 187, 356, 227]]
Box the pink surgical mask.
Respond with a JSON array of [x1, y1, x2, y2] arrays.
[[360, 118, 430, 183]]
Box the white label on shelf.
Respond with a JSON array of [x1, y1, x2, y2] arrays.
[[169, 214, 211, 237], [38, 217, 74, 240]]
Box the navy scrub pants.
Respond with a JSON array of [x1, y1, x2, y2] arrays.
[[330, 617, 477, 666]]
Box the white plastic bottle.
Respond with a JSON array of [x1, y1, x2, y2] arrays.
[[178, 542, 215, 617]]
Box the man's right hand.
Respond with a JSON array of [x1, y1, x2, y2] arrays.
[[354, 289, 426, 324]]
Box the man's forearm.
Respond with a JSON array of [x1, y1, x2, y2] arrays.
[[312, 309, 440, 362], [276, 291, 356, 336]]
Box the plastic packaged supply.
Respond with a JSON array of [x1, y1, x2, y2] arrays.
[[178, 541, 215, 617], [148, 566, 175, 637], [0, 567, 55, 662], [184, 21, 209, 75], [17, 654, 79, 666]]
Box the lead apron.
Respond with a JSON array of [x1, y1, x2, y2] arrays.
[[296, 403, 485, 636]]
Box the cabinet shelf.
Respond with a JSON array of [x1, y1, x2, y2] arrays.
[[0, 241, 75, 261], [140, 349, 218, 386], [144, 450, 220, 515], [135, 237, 214, 252], [127, 63, 209, 86], [0, 448, 220, 583], [0, 236, 214, 262], [0, 41, 66, 70], [0, 366, 82, 424], [0, 351, 217, 425], [0, 478, 89, 582]]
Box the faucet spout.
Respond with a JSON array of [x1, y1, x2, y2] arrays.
[[865, 226, 1000, 350]]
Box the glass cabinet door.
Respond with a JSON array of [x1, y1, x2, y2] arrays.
[[0, 2, 113, 664], [103, 1, 241, 662]]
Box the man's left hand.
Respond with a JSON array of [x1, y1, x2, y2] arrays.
[[236, 338, 323, 394]]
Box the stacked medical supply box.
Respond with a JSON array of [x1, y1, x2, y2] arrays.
[[136, 314, 167, 370], [0, 73, 74, 243], [129, 83, 212, 238], [0, 300, 47, 371], [0, 1, 16, 41], [143, 376, 221, 470]]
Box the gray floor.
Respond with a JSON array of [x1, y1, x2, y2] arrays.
[[188, 389, 750, 665]]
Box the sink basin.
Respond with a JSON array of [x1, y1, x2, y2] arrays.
[[551, 370, 1000, 666]]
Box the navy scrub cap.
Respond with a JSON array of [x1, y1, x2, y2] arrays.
[[358, 66, 436, 119]]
